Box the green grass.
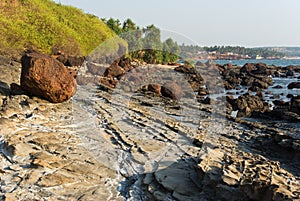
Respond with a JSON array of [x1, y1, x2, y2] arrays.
[[0, 0, 122, 56]]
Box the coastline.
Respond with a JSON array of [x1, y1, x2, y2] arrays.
[[0, 54, 299, 200]]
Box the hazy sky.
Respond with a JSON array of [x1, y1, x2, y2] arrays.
[[54, 0, 300, 47]]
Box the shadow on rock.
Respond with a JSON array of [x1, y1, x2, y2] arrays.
[[0, 81, 10, 96], [117, 146, 299, 201]]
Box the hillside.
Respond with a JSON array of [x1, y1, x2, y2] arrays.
[[265, 47, 300, 57], [0, 0, 117, 56]]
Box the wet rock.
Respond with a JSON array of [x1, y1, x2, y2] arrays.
[[287, 82, 300, 89], [228, 94, 270, 117], [20, 51, 77, 103], [286, 69, 294, 77], [273, 85, 283, 89]]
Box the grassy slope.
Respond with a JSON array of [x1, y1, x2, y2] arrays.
[[0, 0, 120, 56]]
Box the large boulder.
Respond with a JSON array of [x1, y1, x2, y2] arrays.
[[21, 51, 76, 103], [161, 81, 183, 100]]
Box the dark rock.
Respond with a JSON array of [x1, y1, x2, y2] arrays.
[[273, 100, 290, 109], [56, 54, 85, 67], [148, 84, 161, 95], [286, 70, 294, 77], [273, 85, 283, 89], [227, 94, 270, 117], [21, 51, 76, 103], [198, 87, 207, 95], [65, 55, 85, 67], [10, 83, 24, 95], [174, 65, 204, 92], [174, 65, 195, 74], [56, 54, 68, 64], [291, 95, 300, 115], [161, 82, 183, 100], [118, 57, 131, 69], [0, 81, 10, 96], [274, 71, 281, 77], [200, 96, 214, 104], [270, 94, 281, 99], [99, 78, 117, 89], [240, 63, 256, 74], [256, 90, 264, 99], [252, 62, 268, 75], [104, 64, 125, 79], [287, 82, 300, 89]]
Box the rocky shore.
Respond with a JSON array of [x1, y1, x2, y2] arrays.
[[0, 53, 299, 200]]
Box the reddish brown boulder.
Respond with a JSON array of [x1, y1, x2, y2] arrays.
[[21, 51, 76, 103], [161, 82, 183, 100], [104, 63, 125, 79]]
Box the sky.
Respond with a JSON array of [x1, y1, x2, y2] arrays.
[[54, 0, 300, 47]]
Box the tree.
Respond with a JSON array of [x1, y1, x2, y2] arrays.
[[105, 18, 122, 35], [122, 18, 136, 32], [142, 25, 163, 64], [162, 38, 180, 63]]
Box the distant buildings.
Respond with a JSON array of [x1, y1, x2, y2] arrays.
[[207, 52, 251, 60]]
